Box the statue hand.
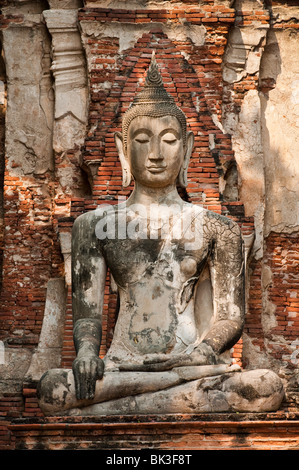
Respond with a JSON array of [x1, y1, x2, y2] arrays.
[[143, 342, 218, 371], [72, 354, 104, 400], [189, 342, 218, 366]]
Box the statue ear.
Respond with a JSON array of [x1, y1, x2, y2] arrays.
[[178, 131, 194, 188], [115, 132, 132, 188]]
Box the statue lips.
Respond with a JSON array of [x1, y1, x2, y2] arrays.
[[147, 165, 167, 173]]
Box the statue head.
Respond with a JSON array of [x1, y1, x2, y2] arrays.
[[115, 52, 194, 189]]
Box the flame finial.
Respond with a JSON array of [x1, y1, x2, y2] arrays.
[[145, 51, 164, 88]]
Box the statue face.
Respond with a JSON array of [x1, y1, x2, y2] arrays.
[[127, 115, 185, 188]]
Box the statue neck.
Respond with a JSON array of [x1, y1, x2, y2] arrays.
[[128, 182, 183, 208]]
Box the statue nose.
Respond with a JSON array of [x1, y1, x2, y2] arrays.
[[149, 153, 163, 161], [148, 140, 163, 161]]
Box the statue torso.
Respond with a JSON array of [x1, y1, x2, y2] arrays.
[[96, 202, 213, 369]]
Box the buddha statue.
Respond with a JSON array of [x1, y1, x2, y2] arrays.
[[37, 53, 284, 416]]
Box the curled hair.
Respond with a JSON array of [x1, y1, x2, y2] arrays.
[[122, 103, 187, 151]]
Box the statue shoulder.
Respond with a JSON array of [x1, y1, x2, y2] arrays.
[[72, 208, 108, 246], [73, 204, 116, 229], [204, 209, 242, 240], [72, 209, 97, 231]]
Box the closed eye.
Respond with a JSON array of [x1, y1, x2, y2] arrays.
[[162, 137, 177, 144], [135, 134, 150, 144], [162, 132, 179, 144]]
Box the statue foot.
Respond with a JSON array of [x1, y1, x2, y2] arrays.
[[222, 368, 284, 412]]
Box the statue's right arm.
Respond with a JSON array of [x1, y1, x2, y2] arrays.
[[71, 211, 107, 400]]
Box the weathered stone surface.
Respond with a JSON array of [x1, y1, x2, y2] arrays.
[[25, 279, 67, 382], [3, 24, 54, 176], [261, 30, 299, 236], [0, 348, 32, 397]]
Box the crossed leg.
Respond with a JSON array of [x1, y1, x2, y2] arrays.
[[37, 364, 283, 416]]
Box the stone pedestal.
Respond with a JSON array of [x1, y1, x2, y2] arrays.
[[9, 413, 299, 450]]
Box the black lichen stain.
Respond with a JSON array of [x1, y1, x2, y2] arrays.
[[237, 384, 260, 401]]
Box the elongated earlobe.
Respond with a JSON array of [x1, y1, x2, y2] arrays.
[[178, 131, 194, 188], [114, 131, 132, 188]]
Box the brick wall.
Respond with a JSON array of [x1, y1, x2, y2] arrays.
[[8, 414, 299, 450]]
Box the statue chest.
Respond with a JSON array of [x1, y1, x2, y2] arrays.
[[102, 238, 208, 355], [102, 236, 209, 287], [123, 275, 178, 354]]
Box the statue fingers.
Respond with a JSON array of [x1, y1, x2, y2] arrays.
[[72, 359, 86, 400], [72, 359, 81, 399], [145, 356, 183, 371], [143, 354, 172, 365], [78, 360, 88, 400], [82, 357, 103, 399], [73, 372, 81, 400], [97, 357, 104, 379], [155, 354, 208, 369], [86, 360, 97, 399]]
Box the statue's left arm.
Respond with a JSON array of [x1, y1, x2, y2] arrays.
[[201, 213, 245, 356]]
